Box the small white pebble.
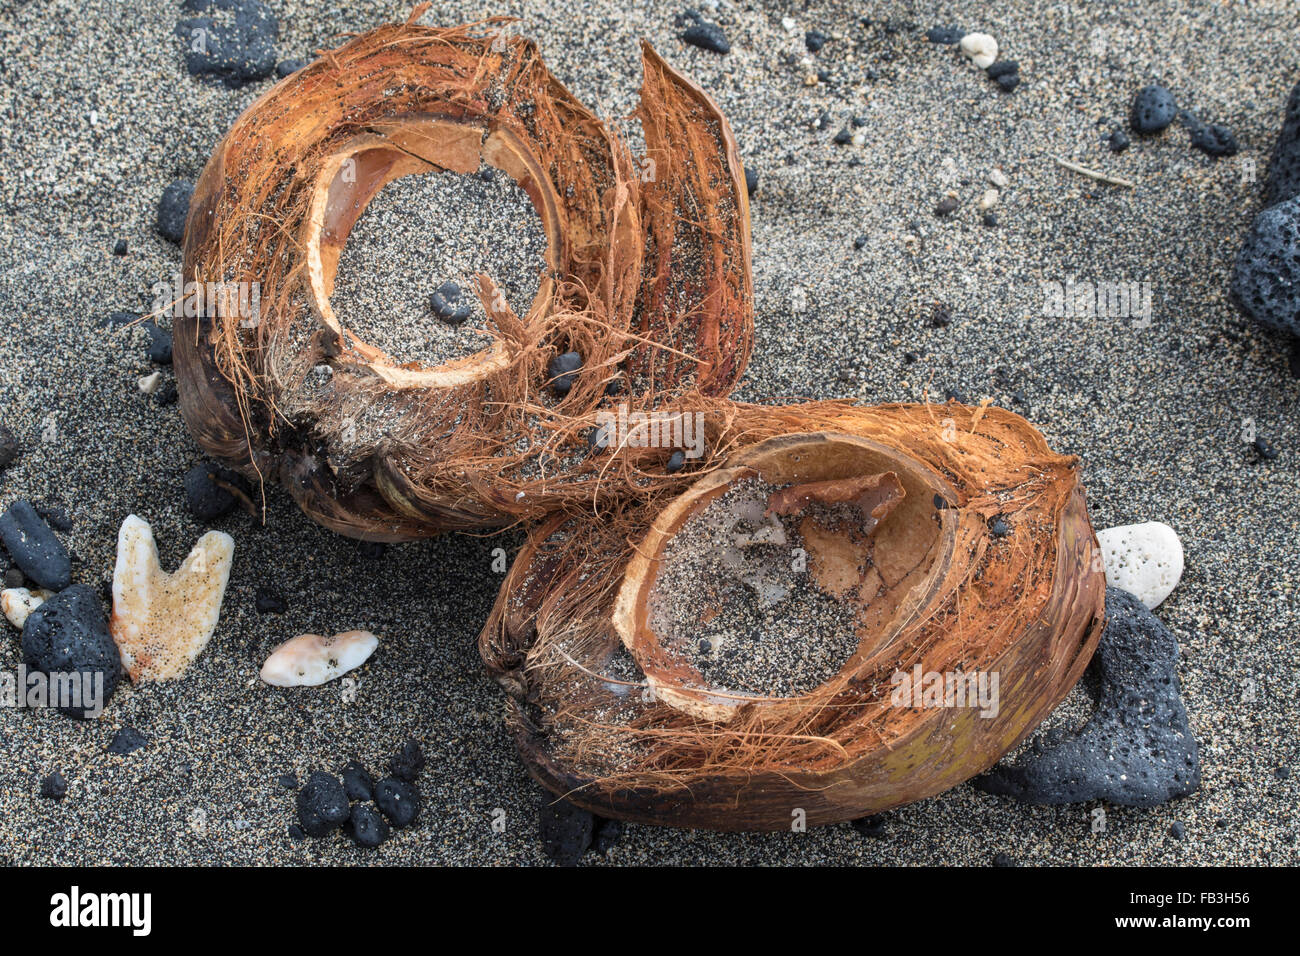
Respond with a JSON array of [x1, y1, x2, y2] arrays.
[[260, 631, 379, 687], [960, 32, 998, 69], [1097, 521, 1184, 609], [2, 587, 52, 629], [978, 189, 1000, 210], [781, 16, 798, 34], [988, 168, 1009, 188]]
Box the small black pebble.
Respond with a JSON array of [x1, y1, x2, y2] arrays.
[[1107, 129, 1130, 152], [1168, 821, 1185, 839], [666, 450, 685, 473], [546, 351, 583, 397], [296, 770, 350, 837], [1190, 123, 1238, 157], [592, 816, 623, 854], [156, 179, 195, 244], [992, 851, 1017, 866], [113, 238, 128, 256], [1253, 437, 1279, 460], [21, 585, 121, 719], [805, 30, 828, 53], [1276, 766, 1291, 780], [850, 814, 886, 838], [934, 196, 959, 216], [341, 761, 375, 802], [0, 500, 71, 591], [40, 772, 68, 801], [989, 516, 1011, 537], [925, 26, 963, 44], [681, 21, 730, 55], [35, 503, 73, 533], [933, 494, 948, 510], [184, 461, 249, 521], [374, 776, 420, 828], [539, 795, 594, 866], [255, 587, 286, 614], [853, 234, 868, 249], [0, 423, 18, 470], [154, 382, 179, 406], [346, 802, 391, 848], [287, 823, 306, 841], [982, 211, 999, 227], [833, 128, 853, 145], [4, 568, 24, 589], [1130, 85, 1177, 134], [144, 320, 173, 364], [107, 726, 148, 756], [994, 72, 1020, 93], [931, 304, 952, 327], [429, 281, 471, 325], [277, 772, 297, 789], [744, 166, 758, 197], [388, 740, 425, 782], [986, 60, 1018, 79]]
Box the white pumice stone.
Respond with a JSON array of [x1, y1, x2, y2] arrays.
[[260, 630, 379, 687], [110, 514, 234, 681], [2, 587, 53, 629], [960, 32, 998, 69], [1097, 521, 1184, 609]]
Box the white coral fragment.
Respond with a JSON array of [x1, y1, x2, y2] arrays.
[[959, 32, 998, 69], [260, 630, 379, 687], [110, 514, 234, 681]]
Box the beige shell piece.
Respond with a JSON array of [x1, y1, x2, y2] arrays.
[[259, 631, 379, 687], [2, 587, 53, 629], [110, 514, 234, 682]]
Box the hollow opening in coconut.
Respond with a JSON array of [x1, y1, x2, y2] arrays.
[[613, 432, 957, 721], [304, 116, 564, 388]]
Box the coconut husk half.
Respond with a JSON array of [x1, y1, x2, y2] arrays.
[[174, 12, 754, 538], [479, 400, 1106, 829]]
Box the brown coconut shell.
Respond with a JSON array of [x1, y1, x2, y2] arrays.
[[479, 400, 1106, 830], [174, 12, 754, 539]]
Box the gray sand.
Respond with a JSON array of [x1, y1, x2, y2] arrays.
[[651, 476, 861, 698], [330, 165, 547, 366], [0, 0, 1297, 865]]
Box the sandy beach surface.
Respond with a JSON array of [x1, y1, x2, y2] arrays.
[[0, 0, 1297, 865]]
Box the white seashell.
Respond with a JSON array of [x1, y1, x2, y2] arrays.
[[110, 514, 234, 681], [260, 630, 379, 687], [1097, 521, 1184, 610], [2, 587, 53, 629], [959, 32, 998, 69], [137, 371, 163, 395]]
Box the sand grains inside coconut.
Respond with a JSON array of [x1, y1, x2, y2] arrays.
[[648, 476, 864, 698], [329, 163, 548, 368]]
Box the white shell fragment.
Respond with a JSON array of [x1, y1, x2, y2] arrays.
[[959, 32, 998, 69], [2, 587, 53, 629], [260, 631, 379, 687], [110, 514, 234, 681], [1097, 521, 1184, 610], [137, 371, 163, 395]]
